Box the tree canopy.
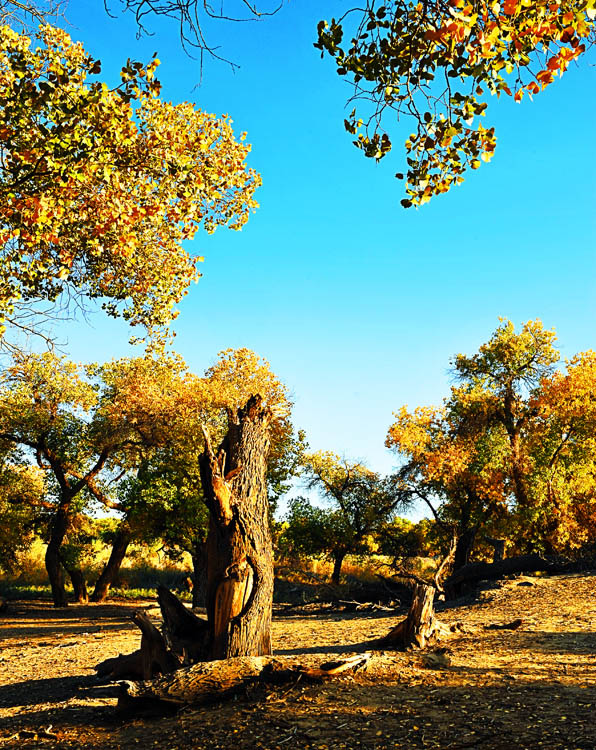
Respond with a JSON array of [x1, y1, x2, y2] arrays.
[[387, 319, 596, 565], [316, 0, 595, 206], [0, 23, 260, 344]]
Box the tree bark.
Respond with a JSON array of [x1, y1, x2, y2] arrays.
[[45, 503, 70, 607], [91, 525, 133, 602], [331, 549, 346, 585], [375, 584, 442, 650], [133, 610, 181, 679], [199, 396, 273, 660], [157, 585, 209, 663], [118, 653, 371, 711]]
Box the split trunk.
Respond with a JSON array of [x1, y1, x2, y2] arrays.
[[199, 395, 274, 660]]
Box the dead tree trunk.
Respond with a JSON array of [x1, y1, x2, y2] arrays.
[[92, 525, 132, 602], [118, 653, 371, 711], [157, 585, 209, 663], [375, 584, 441, 649], [199, 396, 274, 660], [133, 611, 181, 679]]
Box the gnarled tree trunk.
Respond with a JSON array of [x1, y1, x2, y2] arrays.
[[199, 396, 273, 660]]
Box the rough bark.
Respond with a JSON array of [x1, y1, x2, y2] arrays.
[[375, 584, 443, 649], [91, 526, 132, 602], [199, 396, 273, 660], [45, 503, 70, 607], [118, 653, 371, 711], [191, 540, 207, 609]]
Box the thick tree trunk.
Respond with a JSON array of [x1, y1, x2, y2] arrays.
[[375, 584, 442, 649], [91, 526, 132, 602], [331, 550, 346, 585], [199, 396, 273, 660], [45, 503, 70, 608]]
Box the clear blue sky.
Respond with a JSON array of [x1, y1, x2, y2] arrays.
[[52, 1, 595, 515]]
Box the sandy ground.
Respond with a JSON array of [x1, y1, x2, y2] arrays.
[[1, 572, 595, 749]]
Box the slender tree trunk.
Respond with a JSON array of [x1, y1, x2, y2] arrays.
[[63, 563, 88, 603], [453, 525, 479, 571], [485, 536, 506, 562], [331, 549, 347, 585], [199, 396, 273, 660], [91, 526, 132, 602], [45, 503, 70, 607]]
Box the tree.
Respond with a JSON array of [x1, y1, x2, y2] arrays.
[[90, 347, 301, 605], [452, 319, 559, 531], [199, 395, 274, 659], [287, 451, 405, 584], [0, 350, 188, 605], [0, 449, 45, 572], [386, 397, 510, 570], [523, 350, 596, 553], [316, 1, 595, 207], [0, 24, 260, 344], [386, 320, 596, 565], [113, 0, 281, 65], [18, 0, 590, 214]]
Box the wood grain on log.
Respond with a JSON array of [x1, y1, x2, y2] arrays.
[[118, 653, 371, 710]]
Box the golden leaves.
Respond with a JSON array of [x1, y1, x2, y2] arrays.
[[0, 24, 260, 340]]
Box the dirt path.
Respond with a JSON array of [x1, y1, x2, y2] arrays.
[[1, 573, 595, 749]]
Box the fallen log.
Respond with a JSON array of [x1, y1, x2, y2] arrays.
[[118, 653, 371, 711], [444, 553, 565, 596]]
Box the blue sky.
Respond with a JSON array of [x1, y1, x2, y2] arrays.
[[52, 1, 595, 514]]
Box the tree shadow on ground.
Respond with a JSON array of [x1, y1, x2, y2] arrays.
[[3, 675, 595, 749]]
